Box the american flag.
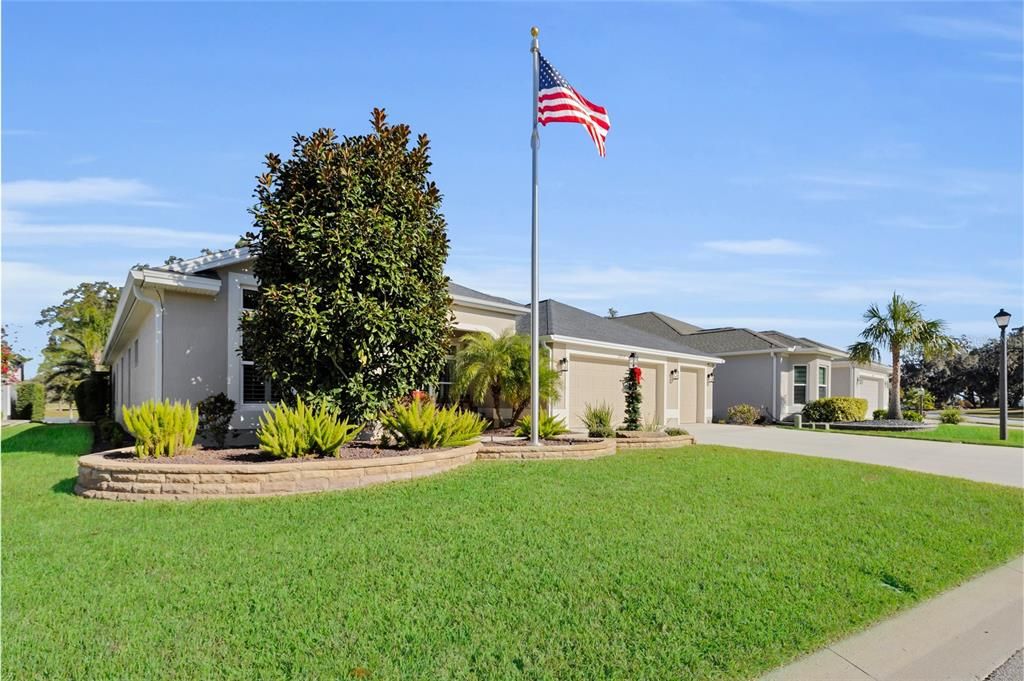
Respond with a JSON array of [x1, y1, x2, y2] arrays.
[[537, 53, 610, 157]]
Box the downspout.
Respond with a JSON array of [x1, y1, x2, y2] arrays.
[[770, 351, 777, 421], [132, 283, 164, 400]]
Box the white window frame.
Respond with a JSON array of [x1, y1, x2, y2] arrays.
[[818, 365, 829, 399], [793, 364, 808, 405], [226, 272, 275, 429]]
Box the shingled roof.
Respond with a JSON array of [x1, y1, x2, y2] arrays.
[[516, 300, 719, 359], [610, 311, 704, 340], [448, 282, 525, 308]]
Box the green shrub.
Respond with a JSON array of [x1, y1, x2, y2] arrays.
[[258, 398, 360, 458], [96, 416, 127, 448], [902, 387, 935, 411], [726, 404, 760, 425], [801, 397, 868, 423], [940, 407, 962, 424], [665, 427, 688, 436], [122, 400, 199, 458], [641, 417, 662, 432], [580, 401, 614, 438], [903, 410, 924, 423], [15, 382, 45, 421], [873, 408, 888, 421], [73, 373, 109, 422], [514, 413, 570, 439], [381, 400, 485, 449], [197, 393, 236, 448]]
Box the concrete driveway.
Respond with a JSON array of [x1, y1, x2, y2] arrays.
[[685, 423, 1024, 488]]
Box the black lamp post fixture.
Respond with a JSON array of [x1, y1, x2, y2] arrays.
[[995, 308, 1012, 441], [628, 352, 638, 369]]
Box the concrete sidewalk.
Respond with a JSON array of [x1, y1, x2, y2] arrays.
[[685, 423, 1023, 488], [761, 556, 1024, 681]]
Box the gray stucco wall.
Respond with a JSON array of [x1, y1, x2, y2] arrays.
[[711, 354, 773, 421], [161, 288, 229, 405]]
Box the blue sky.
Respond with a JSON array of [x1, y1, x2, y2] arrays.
[[3, 2, 1022, 374]]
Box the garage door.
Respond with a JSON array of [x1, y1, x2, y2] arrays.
[[678, 369, 699, 423], [568, 358, 658, 429], [856, 377, 884, 413]]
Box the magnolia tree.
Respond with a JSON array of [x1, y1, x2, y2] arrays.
[[242, 110, 453, 421]]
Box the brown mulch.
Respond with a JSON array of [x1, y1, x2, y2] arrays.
[[102, 442, 450, 465]]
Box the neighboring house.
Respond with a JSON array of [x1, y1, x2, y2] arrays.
[[520, 301, 722, 429], [612, 312, 891, 422], [102, 248, 721, 435], [1, 348, 25, 420]]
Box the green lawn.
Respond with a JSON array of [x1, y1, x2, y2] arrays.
[[818, 423, 1024, 448], [3, 423, 1022, 680]]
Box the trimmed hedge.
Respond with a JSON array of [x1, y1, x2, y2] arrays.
[[872, 408, 888, 421], [15, 382, 46, 421], [74, 373, 110, 422], [802, 397, 868, 423]]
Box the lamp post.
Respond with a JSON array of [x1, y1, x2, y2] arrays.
[[994, 308, 1012, 441]]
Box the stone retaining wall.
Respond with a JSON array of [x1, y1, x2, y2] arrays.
[[614, 434, 696, 450], [75, 443, 480, 501], [477, 438, 616, 460]]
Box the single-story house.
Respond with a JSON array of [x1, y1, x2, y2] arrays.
[[103, 248, 721, 434], [611, 312, 891, 422]]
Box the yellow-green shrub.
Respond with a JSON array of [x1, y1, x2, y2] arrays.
[[381, 400, 485, 449], [514, 413, 569, 439], [122, 400, 199, 458], [801, 397, 868, 423], [257, 398, 360, 458]]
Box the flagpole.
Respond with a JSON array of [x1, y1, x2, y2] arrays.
[[529, 26, 541, 446]]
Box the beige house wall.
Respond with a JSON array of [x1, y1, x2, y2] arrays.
[[452, 307, 519, 337]]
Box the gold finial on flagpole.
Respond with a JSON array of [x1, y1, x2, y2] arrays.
[[531, 26, 539, 37]]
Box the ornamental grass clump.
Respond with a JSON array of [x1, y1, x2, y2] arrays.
[[581, 401, 615, 438], [940, 407, 963, 424], [257, 397, 360, 459], [514, 413, 570, 439], [122, 400, 199, 458], [381, 399, 486, 449]]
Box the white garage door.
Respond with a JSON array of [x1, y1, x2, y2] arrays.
[[568, 358, 658, 429], [678, 369, 699, 423], [856, 377, 884, 413]]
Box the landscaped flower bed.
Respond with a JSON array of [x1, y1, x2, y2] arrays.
[[75, 442, 481, 501]]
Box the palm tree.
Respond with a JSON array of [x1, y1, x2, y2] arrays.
[[848, 293, 959, 419], [452, 330, 560, 428]]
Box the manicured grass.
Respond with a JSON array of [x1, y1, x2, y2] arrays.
[[965, 408, 1024, 419], [3, 424, 1022, 680], [822, 423, 1024, 448]]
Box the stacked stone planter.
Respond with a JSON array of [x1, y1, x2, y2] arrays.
[[614, 432, 696, 450], [75, 442, 480, 502], [477, 437, 616, 460]]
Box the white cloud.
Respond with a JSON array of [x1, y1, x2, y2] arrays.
[[2, 210, 236, 248], [703, 239, 819, 255], [903, 15, 1022, 42], [877, 217, 961, 231], [2, 177, 172, 206], [814, 275, 1021, 307], [1, 261, 113, 326]]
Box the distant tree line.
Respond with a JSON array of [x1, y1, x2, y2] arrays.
[[901, 329, 1023, 408]]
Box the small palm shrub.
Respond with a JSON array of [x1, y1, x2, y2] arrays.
[[802, 397, 868, 423], [940, 407, 962, 424], [381, 400, 486, 449], [664, 427, 688, 436], [873, 408, 888, 421], [903, 410, 924, 423], [197, 393, 236, 448], [514, 413, 570, 439], [580, 402, 615, 438], [726, 404, 760, 425], [258, 398, 360, 458], [122, 400, 199, 458]]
